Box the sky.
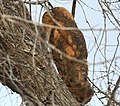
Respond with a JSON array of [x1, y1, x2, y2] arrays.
[[0, 0, 120, 106]]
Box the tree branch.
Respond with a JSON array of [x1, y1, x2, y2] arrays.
[[0, 0, 80, 106]]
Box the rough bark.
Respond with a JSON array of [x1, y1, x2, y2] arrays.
[[0, 0, 80, 106]]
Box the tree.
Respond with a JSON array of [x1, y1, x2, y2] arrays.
[[0, 0, 80, 106], [0, 0, 120, 106]]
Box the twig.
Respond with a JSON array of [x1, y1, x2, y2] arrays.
[[106, 76, 120, 106], [29, 0, 31, 20], [71, 0, 77, 18]]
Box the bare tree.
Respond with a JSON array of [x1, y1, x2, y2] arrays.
[[0, 0, 120, 106], [0, 0, 81, 106]]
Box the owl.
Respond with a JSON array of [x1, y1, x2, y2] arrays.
[[42, 7, 93, 104]]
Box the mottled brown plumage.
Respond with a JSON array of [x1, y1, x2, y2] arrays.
[[42, 7, 93, 104]]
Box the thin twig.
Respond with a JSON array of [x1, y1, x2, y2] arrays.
[[71, 0, 77, 18], [106, 76, 120, 106]]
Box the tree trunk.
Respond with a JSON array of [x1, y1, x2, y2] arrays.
[[0, 0, 80, 106]]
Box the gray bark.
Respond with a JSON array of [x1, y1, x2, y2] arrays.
[[0, 0, 80, 106]]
